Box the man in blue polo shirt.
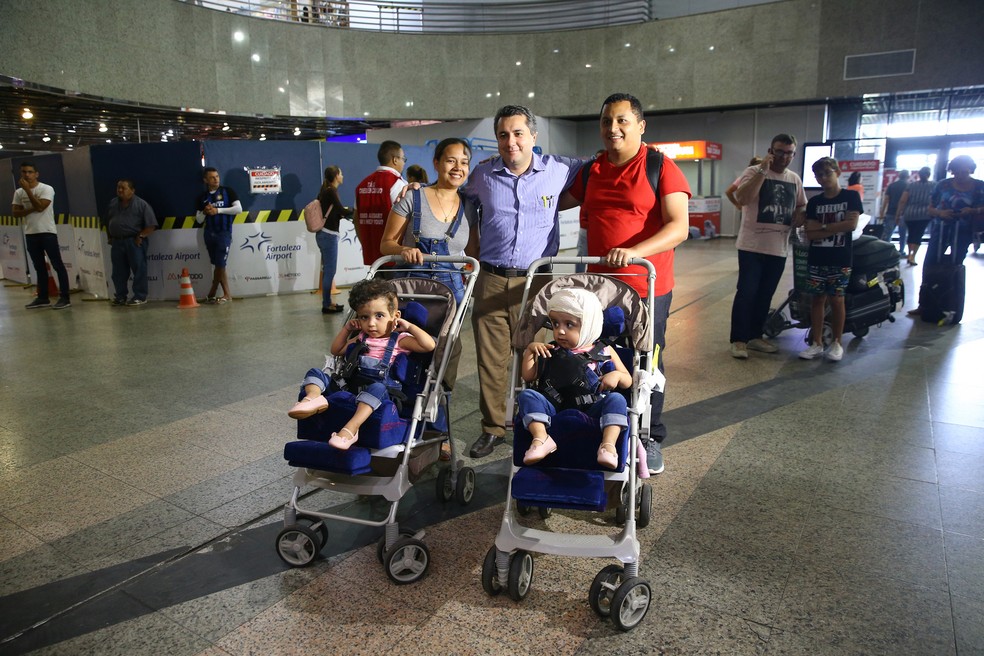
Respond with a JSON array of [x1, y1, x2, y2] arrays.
[[195, 167, 242, 303], [464, 105, 583, 458]]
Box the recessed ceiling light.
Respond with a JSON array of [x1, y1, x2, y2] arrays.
[[259, 133, 266, 141], [252, 53, 260, 62], [668, 46, 675, 53], [293, 127, 301, 135], [363, 112, 370, 116], [585, 64, 592, 68], [528, 92, 535, 98], [516, 61, 521, 66], [624, 43, 631, 47], [233, 31, 245, 42], [105, 139, 112, 143], [42, 134, 51, 142], [708, 45, 715, 51], [552, 49, 559, 53], [66, 127, 76, 133], [278, 87, 285, 93], [98, 123, 108, 133], [22, 108, 33, 119]]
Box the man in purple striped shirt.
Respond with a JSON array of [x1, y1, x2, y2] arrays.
[[464, 105, 584, 458]]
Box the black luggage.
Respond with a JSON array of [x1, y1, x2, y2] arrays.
[[918, 224, 966, 325], [853, 235, 901, 275]]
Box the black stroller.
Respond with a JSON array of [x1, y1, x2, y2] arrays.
[[764, 235, 905, 344]]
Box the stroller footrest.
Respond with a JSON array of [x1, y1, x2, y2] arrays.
[[512, 467, 607, 512], [296, 391, 407, 450], [284, 440, 372, 475]]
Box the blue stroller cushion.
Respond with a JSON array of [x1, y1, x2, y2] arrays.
[[513, 408, 627, 472], [512, 467, 608, 512], [296, 391, 408, 450], [284, 440, 372, 474], [601, 307, 625, 339]]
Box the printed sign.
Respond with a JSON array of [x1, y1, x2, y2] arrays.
[[248, 168, 282, 194]]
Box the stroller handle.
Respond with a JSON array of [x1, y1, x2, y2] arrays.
[[528, 255, 657, 274], [369, 254, 481, 274]]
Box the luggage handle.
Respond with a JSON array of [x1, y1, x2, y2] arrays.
[[934, 215, 964, 265]]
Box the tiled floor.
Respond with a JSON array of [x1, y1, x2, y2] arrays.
[[1, 238, 983, 655]]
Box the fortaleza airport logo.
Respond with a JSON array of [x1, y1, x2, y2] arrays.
[[239, 231, 300, 261], [76, 236, 100, 259], [148, 252, 201, 262]]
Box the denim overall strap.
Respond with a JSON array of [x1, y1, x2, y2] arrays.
[[411, 188, 423, 240], [378, 331, 401, 373]]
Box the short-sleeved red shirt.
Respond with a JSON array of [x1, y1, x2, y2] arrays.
[[570, 146, 692, 297]]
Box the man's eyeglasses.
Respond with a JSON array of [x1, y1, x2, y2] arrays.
[[395, 156, 408, 162], [771, 148, 795, 158]]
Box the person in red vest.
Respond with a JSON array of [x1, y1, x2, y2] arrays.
[[354, 141, 408, 266]]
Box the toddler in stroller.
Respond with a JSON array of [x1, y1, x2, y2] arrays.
[[288, 278, 435, 449], [482, 256, 658, 632], [276, 257, 479, 582], [517, 288, 632, 469]]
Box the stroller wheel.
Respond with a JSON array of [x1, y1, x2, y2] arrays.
[[611, 577, 652, 631], [295, 516, 329, 550], [383, 537, 430, 584], [588, 564, 624, 617], [615, 503, 627, 526], [436, 467, 454, 503], [275, 525, 321, 567], [853, 325, 870, 338], [507, 550, 534, 601], [638, 485, 653, 529], [481, 546, 503, 596], [455, 466, 476, 505], [516, 501, 532, 516], [376, 531, 417, 564], [537, 506, 552, 520]]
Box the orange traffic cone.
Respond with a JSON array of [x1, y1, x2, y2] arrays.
[[176, 268, 200, 308], [45, 260, 59, 298]]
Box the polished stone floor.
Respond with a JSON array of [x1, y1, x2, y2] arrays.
[[1, 239, 983, 655]]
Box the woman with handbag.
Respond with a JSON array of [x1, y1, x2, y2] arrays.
[[380, 138, 479, 306], [316, 166, 353, 313]]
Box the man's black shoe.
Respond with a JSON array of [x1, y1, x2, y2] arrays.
[[469, 432, 504, 458]]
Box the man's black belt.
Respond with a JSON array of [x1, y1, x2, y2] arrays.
[[481, 262, 552, 277]]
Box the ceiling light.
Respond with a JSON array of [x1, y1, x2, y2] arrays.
[[624, 43, 631, 47], [98, 123, 108, 132], [42, 134, 51, 142], [293, 127, 301, 136], [0, 144, 4, 150], [259, 133, 266, 141], [668, 46, 675, 53], [708, 45, 715, 51], [22, 108, 33, 119], [252, 53, 261, 62], [552, 49, 559, 53], [66, 127, 76, 133], [278, 87, 285, 93], [585, 64, 592, 68], [528, 92, 535, 98], [105, 139, 112, 143], [222, 123, 230, 132], [516, 61, 521, 66], [485, 93, 492, 98], [363, 112, 370, 116], [233, 31, 245, 42]]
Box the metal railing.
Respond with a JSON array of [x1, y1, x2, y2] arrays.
[[182, 0, 651, 34]]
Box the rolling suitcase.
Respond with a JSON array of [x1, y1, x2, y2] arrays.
[[918, 222, 965, 325]]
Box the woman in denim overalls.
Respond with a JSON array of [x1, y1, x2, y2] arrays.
[[380, 137, 479, 307]]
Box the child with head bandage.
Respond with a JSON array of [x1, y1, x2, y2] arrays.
[[516, 288, 632, 469]]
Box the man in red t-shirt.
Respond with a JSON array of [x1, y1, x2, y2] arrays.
[[563, 92, 691, 474], [355, 140, 408, 265]]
